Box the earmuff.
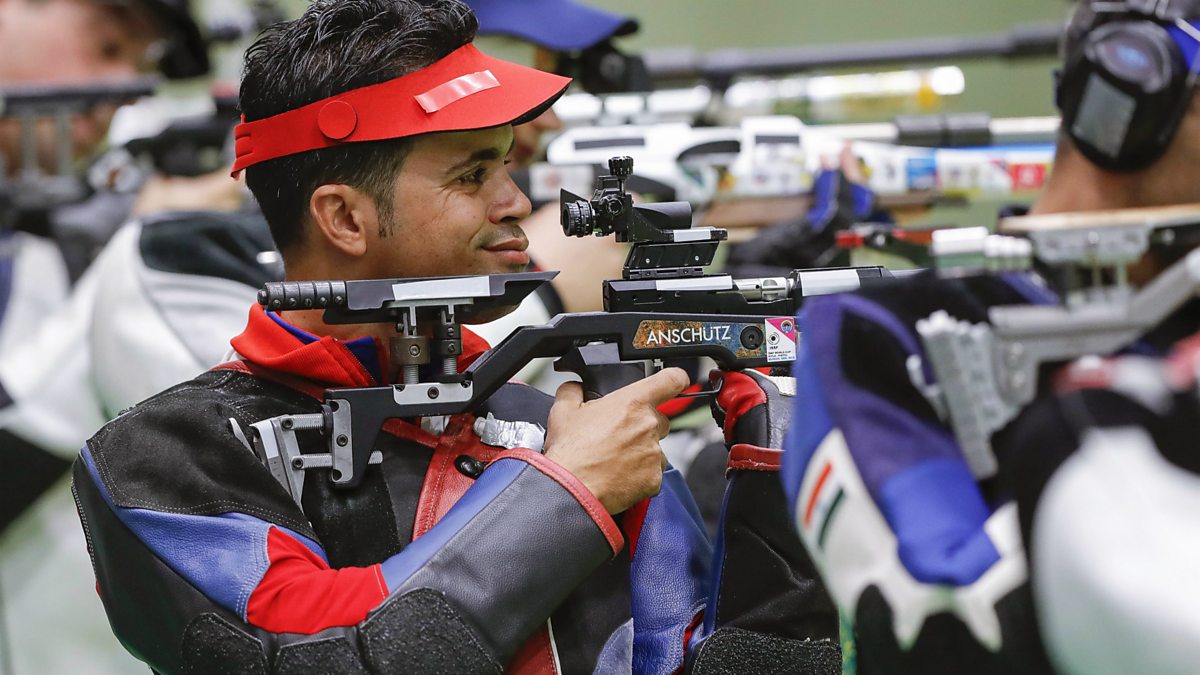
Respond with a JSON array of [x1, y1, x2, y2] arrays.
[[554, 41, 652, 95], [1056, 1, 1200, 171]]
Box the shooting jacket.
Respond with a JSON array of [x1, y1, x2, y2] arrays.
[[73, 305, 715, 674], [783, 267, 1200, 675], [1000, 328, 1200, 675]]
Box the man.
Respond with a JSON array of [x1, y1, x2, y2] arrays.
[[73, 1, 837, 672], [779, 1, 1200, 673], [0, 1, 210, 672]]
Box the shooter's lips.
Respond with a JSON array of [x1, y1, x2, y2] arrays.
[[482, 236, 530, 267]]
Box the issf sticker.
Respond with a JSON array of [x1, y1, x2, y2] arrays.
[[765, 317, 798, 363]]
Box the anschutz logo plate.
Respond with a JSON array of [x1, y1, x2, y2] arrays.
[[633, 319, 764, 358], [641, 324, 731, 345]]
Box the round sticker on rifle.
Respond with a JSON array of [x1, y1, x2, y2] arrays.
[[765, 317, 797, 363]]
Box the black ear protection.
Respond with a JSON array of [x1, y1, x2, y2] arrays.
[[554, 41, 653, 95], [1056, 0, 1200, 171]]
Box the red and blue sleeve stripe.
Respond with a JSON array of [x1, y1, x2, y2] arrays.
[[80, 445, 608, 636], [79, 446, 345, 627]]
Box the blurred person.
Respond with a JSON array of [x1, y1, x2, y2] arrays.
[[465, 0, 644, 414], [995, 308, 1200, 675], [473, 3, 843, 666], [0, 0, 211, 672], [0, 0, 208, 352], [780, 1, 1200, 673], [724, 145, 891, 278]]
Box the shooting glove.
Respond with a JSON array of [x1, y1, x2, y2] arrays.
[[726, 167, 885, 275], [710, 369, 793, 453], [687, 369, 841, 675]]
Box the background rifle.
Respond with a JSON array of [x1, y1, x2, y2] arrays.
[[912, 204, 1200, 478]]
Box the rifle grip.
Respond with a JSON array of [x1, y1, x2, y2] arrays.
[[554, 343, 646, 401]]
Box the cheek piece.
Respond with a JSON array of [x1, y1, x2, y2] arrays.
[[231, 43, 571, 176]]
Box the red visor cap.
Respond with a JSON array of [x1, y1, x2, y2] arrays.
[[232, 43, 571, 175]]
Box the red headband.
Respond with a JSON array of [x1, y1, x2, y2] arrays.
[[232, 44, 570, 175]]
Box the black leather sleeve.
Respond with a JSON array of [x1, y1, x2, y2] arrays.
[[374, 453, 620, 670], [74, 433, 617, 674]]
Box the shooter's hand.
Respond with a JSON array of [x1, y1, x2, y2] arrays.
[[544, 367, 689, 514], [710, 369, 794, 450]]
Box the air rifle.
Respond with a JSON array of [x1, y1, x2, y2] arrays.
[[0, 78, 158, 220], [537, 115, 1054, 212], [243, 157, 898, 504], [909, 204, 1200, 479]]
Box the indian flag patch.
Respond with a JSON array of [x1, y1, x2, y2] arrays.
[[802, 460, 846, 550]]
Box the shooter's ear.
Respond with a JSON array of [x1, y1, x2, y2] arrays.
[[309, 184, 378, 258]]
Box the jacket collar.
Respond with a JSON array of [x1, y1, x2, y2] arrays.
[[230, 305, 490, 389]]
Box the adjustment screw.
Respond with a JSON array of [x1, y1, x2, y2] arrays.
[[608, 156, 633, 178], [427, 388, 440, 399], [281, 419, 294, 430], [336, 435, 348, 446], [409, 345, 421, 356], [291, 458, 303, 469]]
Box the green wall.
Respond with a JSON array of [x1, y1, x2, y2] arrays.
[[270, 0, 1073, 118], [591, 0, 1072, 118]]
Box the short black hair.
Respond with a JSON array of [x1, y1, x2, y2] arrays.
[[240, 0, 478, 252]]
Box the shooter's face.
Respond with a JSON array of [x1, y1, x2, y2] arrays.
[[0, 0, 160, 173], [363, 125, 534, 280]]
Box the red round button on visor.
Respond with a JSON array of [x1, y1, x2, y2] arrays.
[[317, 100, 358, 140]]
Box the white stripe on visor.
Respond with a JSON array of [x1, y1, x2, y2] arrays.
[[414, 70, 501, 113]]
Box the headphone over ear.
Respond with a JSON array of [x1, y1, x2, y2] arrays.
[[554, 41, 652, 95], [1056, 0, 1200, 171]]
